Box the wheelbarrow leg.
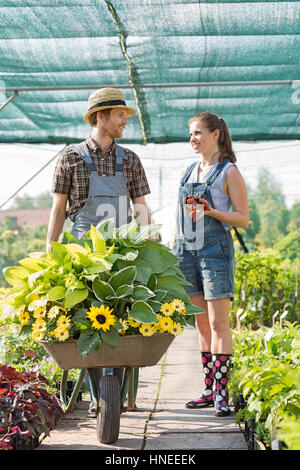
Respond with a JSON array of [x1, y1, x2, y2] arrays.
[[60, 368, 86, 414], [86, 368, 103, 414], [128, 367, 139, 410], [121, 367, 139, 411]]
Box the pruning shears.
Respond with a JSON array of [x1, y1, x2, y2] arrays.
[[186, 196, 210, 222]]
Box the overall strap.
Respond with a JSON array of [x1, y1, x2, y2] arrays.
[[180, 161, 198, 185], [71, 142, 128, 174], [71, 142, 97, 173], [115, 144, 128, 172], [180, 158, 230, 186], [206, 158, 230, 186]]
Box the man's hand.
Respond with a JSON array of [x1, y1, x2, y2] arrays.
[[132, 196, 157, 241], [132, 196, 151, 226], [46, 193, 68, 252]]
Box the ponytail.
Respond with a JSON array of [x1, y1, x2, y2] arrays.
[[188, 112, 236, 163]]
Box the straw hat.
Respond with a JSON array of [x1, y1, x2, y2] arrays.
[[84, 88, 136, 123]]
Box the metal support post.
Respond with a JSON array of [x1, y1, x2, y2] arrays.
[[0, 91, 19, 112]]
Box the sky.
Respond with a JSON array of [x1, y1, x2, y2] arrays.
[[0, 140, 299, 243]]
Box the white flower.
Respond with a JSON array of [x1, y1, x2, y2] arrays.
[[28, 297, 48, 312]]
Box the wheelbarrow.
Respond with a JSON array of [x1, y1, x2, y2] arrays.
[[41, 333, 174, 444]]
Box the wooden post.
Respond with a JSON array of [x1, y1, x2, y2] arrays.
[[272, 310, 279, 326], [280, 310, 288, 328]]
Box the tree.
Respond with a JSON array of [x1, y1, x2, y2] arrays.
[[274, 230, 300, 261], [0, 225, 47, 287], [245, 198, 261, 244], [254, 168, 285, 206], [288, 202, 300, 232], [11, 193, 35, 209], [276, 207, 290, 236], [252, 168, 290, 248], [9, 191, 52, 210], [35, 191, 52, 209]]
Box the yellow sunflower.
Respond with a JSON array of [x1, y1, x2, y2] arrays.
[[117, 319, 129, 335], [127, 317, 140, 328], [33, 306, 47, 319], [139, 324, 155, 337], [160, 302, 175, 317], [53, 326, 69, 342], [32, 318, 47, 332], [169, 322, 183, 336], [57, 314, 71, 329], [152, 322, 162, 333], [87, 305, 115, 332], [32, 330, 45, 342], [158, 316, 174, 332], [19, 311, 30, 325], [171, 299, 186, 314]]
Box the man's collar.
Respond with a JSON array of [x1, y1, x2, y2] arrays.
[[86, 136, 116, 155]]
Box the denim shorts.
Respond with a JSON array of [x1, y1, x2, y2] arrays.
[[173, 231, 235, 301]]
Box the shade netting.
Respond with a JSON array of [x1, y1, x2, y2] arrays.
[[0, 0, 300, 144]]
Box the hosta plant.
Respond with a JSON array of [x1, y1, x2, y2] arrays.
[[2, 219, 201, 359]]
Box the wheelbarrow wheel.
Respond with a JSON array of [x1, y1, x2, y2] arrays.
[[97, 375, 121, 444]]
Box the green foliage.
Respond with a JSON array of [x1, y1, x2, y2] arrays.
[[1, 219, 200, 360], [288, 202, 300, 232], [244, 198, 261, 245], [232, 251, 299, 327], [277, 416, 300, 450], [253, 168, 285, 206], [10, 193, 35, 209], [230, 322, 300, 450], [241, 168, 300, 251], [274, 231, 300, 261], [0, 322, 81, 395], [0, 225, 47, 287], [10, 191, 52, 210]]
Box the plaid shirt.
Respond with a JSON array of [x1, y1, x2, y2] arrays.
[[51, 136, 151, 217]]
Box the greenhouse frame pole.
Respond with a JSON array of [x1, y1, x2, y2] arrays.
[[0, 91, 18, 111], [0, 80, 297, 93]]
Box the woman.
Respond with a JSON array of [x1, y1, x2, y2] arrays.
[[173, 112, 249, 417]]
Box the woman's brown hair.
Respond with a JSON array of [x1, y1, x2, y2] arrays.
[[188, 112, 237, 163]]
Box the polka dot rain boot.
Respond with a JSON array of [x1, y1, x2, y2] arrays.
[[212, 353, 232, 417], [185, 352, 214, 408]]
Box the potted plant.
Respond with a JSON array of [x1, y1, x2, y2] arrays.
[[2, 219, 200, 367]]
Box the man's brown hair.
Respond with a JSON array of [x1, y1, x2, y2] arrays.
[[88, 108, 112, 127]]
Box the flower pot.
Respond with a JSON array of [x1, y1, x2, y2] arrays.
[[41, 333, 174, 370]]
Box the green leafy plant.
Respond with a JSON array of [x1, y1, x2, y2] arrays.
[[232, 251, 299, 327], [277, 415, 300, 450], [0, 323, 81, 395], [2, 219, 201, 359], [230, 322, 300, 449]]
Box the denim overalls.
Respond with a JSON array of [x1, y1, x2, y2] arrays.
[[173, 159, 235, 300], [69, 142, 131, 239], [67, 141, 131, 407]]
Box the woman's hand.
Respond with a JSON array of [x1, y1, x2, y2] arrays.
[[186, 196, 212, 221]]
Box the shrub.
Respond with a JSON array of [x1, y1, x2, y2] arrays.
[[230, 322, 300, 449], [232, 252, 299, 327]]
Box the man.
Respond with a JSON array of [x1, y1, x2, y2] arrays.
[[47, 87, 151, 248], [47, 87, 152, 415]]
